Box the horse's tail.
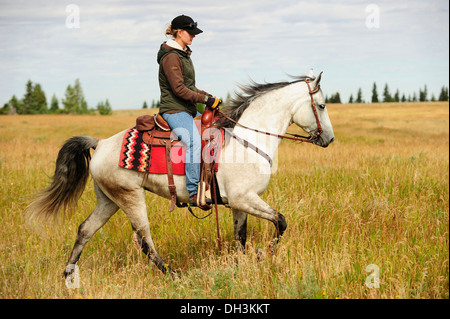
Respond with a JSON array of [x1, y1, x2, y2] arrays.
[[24, 136, 98, 223]]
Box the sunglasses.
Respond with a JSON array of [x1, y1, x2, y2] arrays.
[[181, 22, 197, 29]]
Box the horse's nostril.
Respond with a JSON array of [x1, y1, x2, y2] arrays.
[[330, 137, 335, 143]]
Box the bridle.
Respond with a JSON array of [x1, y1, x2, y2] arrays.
[[218, 79, 323, 145], [304, 80, 323, 141]]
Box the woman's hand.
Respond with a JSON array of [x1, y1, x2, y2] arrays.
[[205, 96, 222, 109]]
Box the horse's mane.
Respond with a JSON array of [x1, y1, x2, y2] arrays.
[[219, 75, 314, 128]]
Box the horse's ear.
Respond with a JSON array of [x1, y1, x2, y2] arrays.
[[312, 71, 323, 88], [306, 68, 314, 78]]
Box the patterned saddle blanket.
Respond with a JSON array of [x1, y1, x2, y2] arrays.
[[118, 125, 222, 175]]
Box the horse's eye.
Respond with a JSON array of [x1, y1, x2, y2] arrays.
[[318, 104, 326, 110]]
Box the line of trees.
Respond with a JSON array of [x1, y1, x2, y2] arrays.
[[142, 100, 161, 109], [1, 79, 112, 115], [327, 83, 449, 104], [4, 80, 449, 114]]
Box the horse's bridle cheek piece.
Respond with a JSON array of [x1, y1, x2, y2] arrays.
[[304, 80, 323, 141]]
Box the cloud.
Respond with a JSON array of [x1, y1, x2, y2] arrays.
[[0, 0, 448, 108]]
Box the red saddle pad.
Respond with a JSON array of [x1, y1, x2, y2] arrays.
[[118, 126, 222, 175], [119, 127, 185, 175]]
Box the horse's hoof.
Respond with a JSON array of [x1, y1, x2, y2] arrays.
[[168, 269, 181, 281]]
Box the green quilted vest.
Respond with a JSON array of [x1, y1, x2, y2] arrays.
[[157, 44, 198, 117]]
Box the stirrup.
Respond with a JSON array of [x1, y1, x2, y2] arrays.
[[188, 196, 212, 207], [197, 181, 212, 207], [189, 194, 211, 211]]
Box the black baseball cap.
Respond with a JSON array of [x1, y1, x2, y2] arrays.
[[171, 15, 203, 35]]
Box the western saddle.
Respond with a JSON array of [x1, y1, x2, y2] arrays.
[[135, 107, 222, 212]]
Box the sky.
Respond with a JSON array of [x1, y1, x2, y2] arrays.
[[0, 0, 448, 109]]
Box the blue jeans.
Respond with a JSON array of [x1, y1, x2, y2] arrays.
[[162, 112, 201, 197]]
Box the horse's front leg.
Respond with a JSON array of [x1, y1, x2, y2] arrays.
[[232, 209, 248, 251], [229, 192, 287, 252], [270, 211, 287, 251]]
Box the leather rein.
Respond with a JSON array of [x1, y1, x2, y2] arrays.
[[217, 81, 323, 164]]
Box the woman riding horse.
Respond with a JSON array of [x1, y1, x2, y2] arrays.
[[157, 14, 222, 211]]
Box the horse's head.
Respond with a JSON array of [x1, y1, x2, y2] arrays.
[[291, 71, 335, 148]]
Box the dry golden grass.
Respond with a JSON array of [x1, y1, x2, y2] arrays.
[[0, 102, 448, 299]]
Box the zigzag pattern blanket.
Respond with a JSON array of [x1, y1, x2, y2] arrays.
[[118, 127, 185, 175]]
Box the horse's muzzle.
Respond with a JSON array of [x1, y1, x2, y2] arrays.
[[313, 136, 334, 148]]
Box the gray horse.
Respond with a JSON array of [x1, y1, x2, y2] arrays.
[[25, 70, 334, 279]]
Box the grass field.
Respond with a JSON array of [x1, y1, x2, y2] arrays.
[[0, 102, 448, 299]]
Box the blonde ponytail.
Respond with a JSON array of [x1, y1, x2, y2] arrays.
[[165, 24, 179, 38]]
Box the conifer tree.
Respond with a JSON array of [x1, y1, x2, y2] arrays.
[[21, 80, 34, 114], [62, 84, 76, 113], [356, 88, 363, 103], [73, 79, 88, 113], [383, 83, 392, 102], [327, 92, 341, 103], [1, 95, 20, 114], [32, 83, 47, 113], [348, 94, 354, 104], [0, 103, 9, 115], [394, 89, 400, 102], [50, 94, 59, 113], [419, 85, 428, 102], [438, 86, 448, 101], [16, 80, 47, 114], [9, 95, 20, 114], [371, 82, 379, 103], [97, 99, 112, 115], [62, 79, 88, 114]]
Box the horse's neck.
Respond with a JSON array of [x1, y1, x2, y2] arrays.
[[234, 85, 300, 157]]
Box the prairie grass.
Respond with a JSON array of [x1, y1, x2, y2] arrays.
[[0, 102, 448, 299]]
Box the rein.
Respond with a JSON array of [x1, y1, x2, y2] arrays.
[[218, 112, 314, 144], [216, 81, 323, 164]]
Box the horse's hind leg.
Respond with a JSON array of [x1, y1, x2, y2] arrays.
[[64, 183, 119, 277], [105, 187, 177, 278]]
